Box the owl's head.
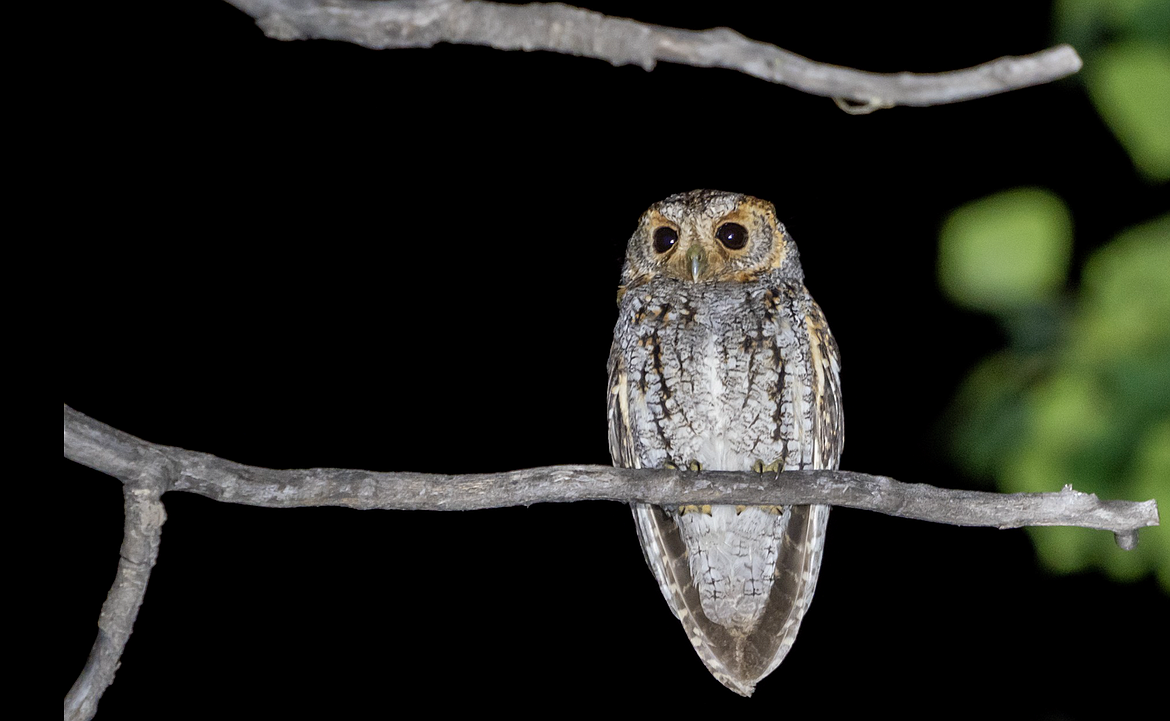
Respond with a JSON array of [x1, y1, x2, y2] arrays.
[[620, 190, 803, 290]]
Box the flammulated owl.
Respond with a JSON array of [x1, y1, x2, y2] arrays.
[[607, 190, 843, 696]]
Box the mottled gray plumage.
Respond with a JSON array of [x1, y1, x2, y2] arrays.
[[607, 190, 843, 696]]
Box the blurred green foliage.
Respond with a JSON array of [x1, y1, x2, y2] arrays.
[[1056, 0, 1170, 180], [1055, 0, 1170, 52], [942, 0, 1169, 592], [1086, 40, 1170, 180], [939, 188, 1072, 314], [944, 210, 1169, 590]]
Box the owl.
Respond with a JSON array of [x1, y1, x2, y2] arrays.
[[607, 190, 843, 696]]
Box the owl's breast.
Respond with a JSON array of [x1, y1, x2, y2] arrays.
[[617, 281, 809, 473]]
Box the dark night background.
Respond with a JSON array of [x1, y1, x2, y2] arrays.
[[63, 1, 1166, 718]]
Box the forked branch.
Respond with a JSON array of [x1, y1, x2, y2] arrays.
[[222, 0, 1083, 111], [62, 397, 1156, 721]]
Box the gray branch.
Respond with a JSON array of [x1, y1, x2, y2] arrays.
[[62, 404, 1158, 720], [63, 405, 1158, 536], [222, 0, 1082, 110], [64, 443, 170, 721]]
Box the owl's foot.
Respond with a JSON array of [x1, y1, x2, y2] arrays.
[[743, 459, 784, 515], [671, 460, 708, 515], [751, 459, 781, 473]]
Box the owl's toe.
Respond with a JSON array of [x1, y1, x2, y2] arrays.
[[748, 460, 784, 514]]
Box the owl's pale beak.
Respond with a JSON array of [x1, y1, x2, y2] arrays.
[[686, 245, 708, 282]]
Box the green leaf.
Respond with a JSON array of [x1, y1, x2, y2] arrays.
[[938, 188, 1073, 314], [1085, 40, 1170, 181], [1075, 214, 1170, 361]]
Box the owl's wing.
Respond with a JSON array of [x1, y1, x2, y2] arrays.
[[734, 296, 842, 686], [728, 296, 842, 687], [605, 346, 638, 470], [606, 346, 675, 605], [806, 297, 844, 470], [607, 345, 754, 695]]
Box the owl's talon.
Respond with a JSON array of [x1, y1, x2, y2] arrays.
[[749, 460, 785, 514], [673, 461, 705, 515]]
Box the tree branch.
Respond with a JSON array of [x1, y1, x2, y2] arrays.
[[62, 404, 1157, 719], [222, 0, 1082, 111], [64, 405, 1158, 540], [64, 443, 171, 721]]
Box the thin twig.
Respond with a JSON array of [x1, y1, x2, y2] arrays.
[[222, 0, 1082, 110]]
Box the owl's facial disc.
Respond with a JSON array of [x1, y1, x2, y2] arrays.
[[622, 190, 799, 290], [645, 208, 757, 283]]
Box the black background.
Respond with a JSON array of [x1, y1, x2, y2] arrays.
[[63, 1, 1166, 718]]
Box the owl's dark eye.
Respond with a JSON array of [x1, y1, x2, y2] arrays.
[[652, 226, 679, 254], [716, 223, 748, 250]]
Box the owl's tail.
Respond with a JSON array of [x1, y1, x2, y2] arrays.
[[631, 502, 830, 696]]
